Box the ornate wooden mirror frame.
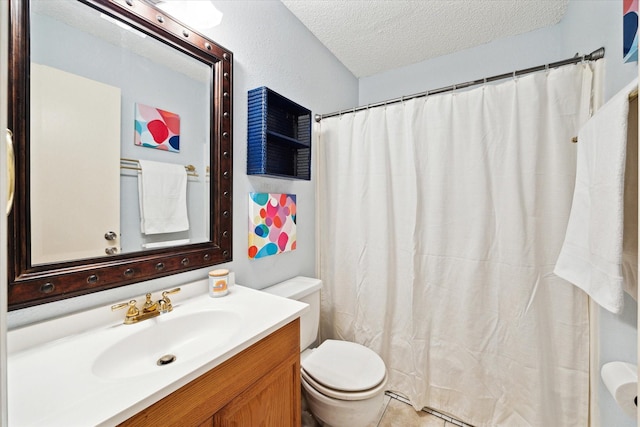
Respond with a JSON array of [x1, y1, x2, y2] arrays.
[[7, 0, 233, 310]]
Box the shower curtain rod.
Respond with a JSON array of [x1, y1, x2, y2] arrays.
[[314, 47, 605, 123]]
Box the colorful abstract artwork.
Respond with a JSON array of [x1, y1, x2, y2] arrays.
[[624, 0, 638, 62], [134, 103, 180, 152], [249, 193, 297, 259]]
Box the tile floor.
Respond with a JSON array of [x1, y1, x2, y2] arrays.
[[302, 391, 473, 427]]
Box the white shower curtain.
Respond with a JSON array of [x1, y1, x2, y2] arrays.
[[316, 64, 598, 427]]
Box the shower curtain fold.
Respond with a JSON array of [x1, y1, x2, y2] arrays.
[[316, 64, 598, 427]]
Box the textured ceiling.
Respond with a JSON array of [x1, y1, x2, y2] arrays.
[[281, 0, 569, 78]]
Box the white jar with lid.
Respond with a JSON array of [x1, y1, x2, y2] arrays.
[[209, 269, 229, 297]]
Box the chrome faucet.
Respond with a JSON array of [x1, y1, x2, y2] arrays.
[[111, 287, 181, 324]]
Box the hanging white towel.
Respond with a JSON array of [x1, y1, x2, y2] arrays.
[[138, 159, 189, 235], [554, 78, 638, 314]]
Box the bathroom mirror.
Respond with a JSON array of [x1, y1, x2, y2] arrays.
[[7, 0, 233, 310]]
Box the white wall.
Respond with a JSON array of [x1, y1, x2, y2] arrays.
[[7, 0, 358, 328], [204, 0, 357, 287], [359, 22, 563, 105], [359, 2, 637, 427]]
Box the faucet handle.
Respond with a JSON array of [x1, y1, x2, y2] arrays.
[[159, 287, 181, 313], [162, 287, 181, 298], [111, 300, 139, 323]]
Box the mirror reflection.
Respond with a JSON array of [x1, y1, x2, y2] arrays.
[[8, 0, 232, 310], [29, 0, 211, 265]]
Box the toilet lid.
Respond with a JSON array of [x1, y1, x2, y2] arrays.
[[301, 340, 386, 392]]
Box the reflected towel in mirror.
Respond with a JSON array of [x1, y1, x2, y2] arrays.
[[138, 159, 189, 235]]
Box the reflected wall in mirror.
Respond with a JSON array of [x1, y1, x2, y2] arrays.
[[8, 0, 233, 310]]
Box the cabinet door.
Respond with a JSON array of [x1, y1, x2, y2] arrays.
[[213, 355, 300, 427]]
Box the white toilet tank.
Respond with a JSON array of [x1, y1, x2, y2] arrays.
[[262, 276, 322, 351]]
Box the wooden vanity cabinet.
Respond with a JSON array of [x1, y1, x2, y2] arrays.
[[119, 319, 301, 427]]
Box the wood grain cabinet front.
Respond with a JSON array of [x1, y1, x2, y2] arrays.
[[120, 319, 301, 427]]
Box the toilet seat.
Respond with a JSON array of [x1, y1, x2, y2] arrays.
[[301, 340, 387, 401], [302, 367, 388, 401]]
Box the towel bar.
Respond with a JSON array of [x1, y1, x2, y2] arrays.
[[571, 88, 638, 143], [120, 157, 199, 177]]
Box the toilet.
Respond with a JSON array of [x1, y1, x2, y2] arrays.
[[263, 276, 387, 427]]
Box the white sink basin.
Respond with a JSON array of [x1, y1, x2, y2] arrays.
[[7, 283, 308, 427], [92, 309, 242, 380]]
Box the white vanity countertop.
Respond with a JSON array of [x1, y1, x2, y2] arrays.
[[7, 282, 308, 426]]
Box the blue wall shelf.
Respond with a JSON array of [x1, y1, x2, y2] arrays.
[[247, 87, 311, 180]]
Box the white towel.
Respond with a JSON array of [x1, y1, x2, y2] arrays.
[[554, 78, 638, 313], [138, 159, 189, 235]]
